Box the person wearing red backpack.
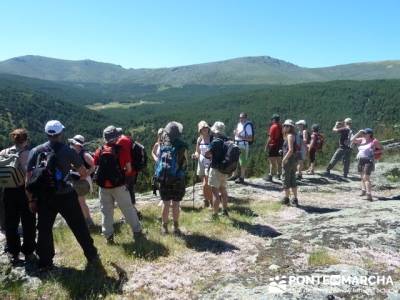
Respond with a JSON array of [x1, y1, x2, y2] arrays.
[[307, 124, 324, 175], [93, 126, 143, 244], [351, 128, 383, 201]]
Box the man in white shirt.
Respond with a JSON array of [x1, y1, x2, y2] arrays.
[[231, 112, 253, 184]]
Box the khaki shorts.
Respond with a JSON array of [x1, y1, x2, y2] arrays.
[[208, 168, 227, 189]]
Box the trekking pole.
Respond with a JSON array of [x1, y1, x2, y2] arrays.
[[192, 154, 196, 209]]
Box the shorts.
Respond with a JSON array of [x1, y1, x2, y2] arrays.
[[159, 179, 186, 202], [208, 168, 227, 189], [357, 158, 375, 175], [282, 157, 297, 189], [237, 143, 250, 167], [309, 148, 317, 163], [268, 145, 282, 157]]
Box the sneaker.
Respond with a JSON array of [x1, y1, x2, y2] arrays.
[[280, 197, 290, 205], [290, 197, 299, 207], [228, 175, 239, 181], [106, 235, 115, 245], [235, 177, 245, 184], [161, 224, 168, 235], [343, 174, 348, 178], [365, 194, 373, 202], [222, 209, 229, 217], [324, 170, 331, 176], [359, 190, 366, 197], [264, 174, 273, 182]]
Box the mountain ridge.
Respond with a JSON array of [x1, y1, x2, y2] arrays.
[[1, 54, 400, 85]]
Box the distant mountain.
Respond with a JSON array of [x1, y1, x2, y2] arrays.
[[0, 55, 400, 85]]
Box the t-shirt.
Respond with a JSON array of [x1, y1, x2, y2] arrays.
[[208, 136, 226, 168], [235, 122, 253, 142], [268, 123, 283, 147], [338, 128, 352, 148]]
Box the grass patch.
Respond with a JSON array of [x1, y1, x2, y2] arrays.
[[3, 198, 282, 299], [384, 167, 400, 182], [308, 248, 339, 267], [86, 100, 161, 110]]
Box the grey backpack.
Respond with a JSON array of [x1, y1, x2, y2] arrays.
[[0, 147, 26, 188]]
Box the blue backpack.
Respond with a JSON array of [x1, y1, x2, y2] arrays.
[[155, 143, 185, 184]]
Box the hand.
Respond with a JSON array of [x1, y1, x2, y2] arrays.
[[28, 200, 38, 214]]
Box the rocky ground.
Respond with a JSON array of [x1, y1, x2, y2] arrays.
[[1, 161, 400, 299]]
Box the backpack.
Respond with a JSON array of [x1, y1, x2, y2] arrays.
[[217, 139, 241, 175], [244, 122, 255, 145], [131, 141, 148, 172], [0, 147, 26, 188], [26, 145, 64, 195], [94, 145, 125, 188], [155, 141, 185, 184], [315, 133, 325, 151], [373, 139, 383, 160]]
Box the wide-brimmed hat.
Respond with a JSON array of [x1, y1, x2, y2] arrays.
[[211, 121, 225, 134], [164, 121, 183, 141], [68, 135, 85, 147], [283, 119, 295, 127], [157, 128, 164, 135], [197, 120, 210, 132], [103, 125, 119, 143], [344, 118, 352, 124], [296, 120, 307, 126]]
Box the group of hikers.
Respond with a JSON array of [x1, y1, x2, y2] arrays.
[[0, 112, 383, 271]]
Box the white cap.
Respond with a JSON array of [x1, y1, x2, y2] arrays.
[[45, 120, 65, 136], [344, 118, 352, 124], [283, 119, 295, 127], [295, 120, 306, 126], [68, 135, 85, 147]]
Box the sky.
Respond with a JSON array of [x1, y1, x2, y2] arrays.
[[0, 0, 399, 69]]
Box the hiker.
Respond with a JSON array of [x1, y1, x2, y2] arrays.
[[351, 128, 383, 201], [194, 121, 213, 208], [206, 122, 230, 218], [69, 135, 95, 227], [151, 128, 164, 162], [155, 122, 188, 235], [281, 120, 299, 206], [295, 120, 309, 180], [26, 121, 99, 270], [230, 112, 253, 184], [325, 118, 353, 178], [93, 126, 143, 244], [307, 124, 324, 175], [265, 114, 283, 181], [0, 129, 36, 264]]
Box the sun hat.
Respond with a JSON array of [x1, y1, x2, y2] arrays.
[[45, 120, 65, 136], [164, 121, 183, 141], [283, 119, 295, 127], [344, 118, 352, 124], [197, 120, 210, 132], [211, 121, 225, 134], [68, 135, 85, 147], [103, 125, 120, 143], [239, 112, 247, 118], [157, 128, 164, 135], [296, 120, 307, 126]]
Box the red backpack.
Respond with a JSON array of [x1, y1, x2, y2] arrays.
[[315, 133, 324, 151], [373, 139, 383, 160]]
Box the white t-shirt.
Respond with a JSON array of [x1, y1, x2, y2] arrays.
[[235, 122, 253, 142]]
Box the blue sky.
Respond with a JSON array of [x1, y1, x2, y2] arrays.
[[0, 0, 399, 68]]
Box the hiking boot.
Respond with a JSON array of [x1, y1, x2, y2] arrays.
[[136, 210, 143, 221], [8, 253, 21, 265], [359, 190, 366, 197], [290, 197, 299, 207], [25, 253, 38, 264], [264, 174, 273, 182], [324, 170, 331, 176], [280, 197, 290, 205], [235, 177, 245, 184], [106, 235, 115, 245], [37, 262, 54, 273], [161, 223, 169, 235], [204, 200, 210, 208], [296, 173, 303, 180], [365, 194, 373, 202], [228, 175, 239, 181], [222, 209, 229, 217], [343, 174, 348, 178], [276, 174, 281, 180]]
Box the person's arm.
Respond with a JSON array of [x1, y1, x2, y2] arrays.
[[351, 130, 364, 143], [83, 152, 95, 174], [194, 137, 201, 159], [282, 135, 294, 164], [309, 134, 316, 149], [151, 143, 159, 162], [205, 142, 213, 159], [302, 130, 308, 144]]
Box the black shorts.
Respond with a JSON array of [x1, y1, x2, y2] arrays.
[[159, 179, 186, 202], [309, 148, 317, 163], [268, 145, 282, 157], [357, 158, 375, 175]]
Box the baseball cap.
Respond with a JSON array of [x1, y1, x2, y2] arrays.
[[68, 135, 85, 147], [45, 120, 65, 136], [296, 120, 307, 126], [239, 112, 247, 118], [271, 114, 280, 121], [364, 128, 373, 135], [103, 125, 119, 143], [283, 119, 295, 127]]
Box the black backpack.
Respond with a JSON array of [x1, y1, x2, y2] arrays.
[[131, 141, 148, 172], [244, 121, 255, 145], [217, 139, 241, 175], [26, 145, 63, 196], [94, 145, 125, 188]]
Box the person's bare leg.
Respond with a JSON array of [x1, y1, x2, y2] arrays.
[[284, 188, 290, 198], [212, 187, 221, 215], [220, 186, 228, 210], [360, 172, 366, 192], [297, 160, 304, 176], [240, 167, 246, 179], [364, 175, 372, 195], [78, 196, 91, 220], [277, 157, 282, 177], [162, 201, 170, 224], [204, 176, 213, 206], [292, 187, 298, 199]]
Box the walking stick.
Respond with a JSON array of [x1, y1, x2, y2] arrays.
[[192, 155, 196, 209]]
